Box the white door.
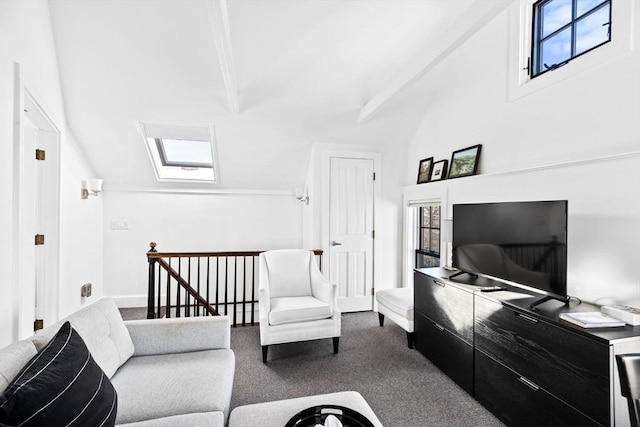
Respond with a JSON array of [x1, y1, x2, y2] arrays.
[[17, 123, 38, 337], [329, 157, 374, 312], [15, 90, 61, 339]]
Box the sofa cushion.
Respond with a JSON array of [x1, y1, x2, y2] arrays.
[[269, 296, 333, 325], [0, 322, 117, 427], [31, 298, 135, 378], [0, 340, 37, 394], [115, 412, 225, 427], [111, 349, 235, 425], [124, 316, 230, 356]]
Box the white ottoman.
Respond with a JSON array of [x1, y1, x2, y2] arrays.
[[375, 288, 414, 349], [228, 391, 383, 427]]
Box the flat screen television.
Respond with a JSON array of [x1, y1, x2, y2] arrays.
[[452, 200, 568, 309]]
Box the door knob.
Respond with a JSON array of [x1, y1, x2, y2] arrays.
[[330, 241, 342, 246]]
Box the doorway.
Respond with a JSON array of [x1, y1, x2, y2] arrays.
[[322, 152, 379, 312], [13, 82, 61, 339]]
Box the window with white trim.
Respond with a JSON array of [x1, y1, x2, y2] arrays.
[[415, 205, 441, 268], [530, 0, 612, 78]]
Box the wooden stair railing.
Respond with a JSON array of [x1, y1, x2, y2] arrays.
[[155, 257, 217, 317], [146, 242, 323, 327]]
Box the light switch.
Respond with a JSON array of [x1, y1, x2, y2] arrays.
[[110, 219, 130, 230]]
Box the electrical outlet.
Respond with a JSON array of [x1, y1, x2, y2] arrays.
[[81, 283, 92, 298]]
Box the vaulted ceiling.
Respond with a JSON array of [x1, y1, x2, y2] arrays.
[[48, 0, 508, 191]]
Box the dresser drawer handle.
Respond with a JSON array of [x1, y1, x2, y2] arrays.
[[433, 322, 445, 331], [433, 280, 446, 287], [516, 313, 539, 324], [518, 376, 540, 391]]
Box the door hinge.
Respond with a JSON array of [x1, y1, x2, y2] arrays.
[[373, 172, 376, 181], [35, 234, 45, 245], [372, 230, 375, 239], [34, 319, 44, 331], [35, 149, 46, 161]]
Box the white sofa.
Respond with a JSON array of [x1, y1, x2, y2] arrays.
[[0, 298, 235, 427]]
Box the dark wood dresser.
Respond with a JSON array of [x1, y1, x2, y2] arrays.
[[414, 268, 640, 427]]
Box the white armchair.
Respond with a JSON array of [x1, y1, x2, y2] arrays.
[[258, 249, 341, 363]]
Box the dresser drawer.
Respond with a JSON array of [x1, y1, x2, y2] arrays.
[[474, 295, 610, 426], [415, 312, 473, 394], [414, 272, 473, 343], [475, 350, 602, 427]]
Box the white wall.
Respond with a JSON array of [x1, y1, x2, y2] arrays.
[[0, 0, 103, 347], [102, 190, 302, 306], [404, 3, 640, 307]]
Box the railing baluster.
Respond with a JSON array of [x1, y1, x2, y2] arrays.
[[196, 257, 201, 317], [177, 259, 182, 318], [186, 257, 191, 317], [156, 262, 162, 318], [224, 257, 228, 316], [251, 256, 256, 326], [166, 258, 172, 318], [233, 256, 238, 327], [242, 256, 247, 327], [215, 257, 220, 314], [206, 257, 211, 316]]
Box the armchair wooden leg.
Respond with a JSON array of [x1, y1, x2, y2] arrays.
[[333, 337, 340, 354], [407, 332, 415, 349], [378, 313, 385, 327], [262, 345, 268, 363]]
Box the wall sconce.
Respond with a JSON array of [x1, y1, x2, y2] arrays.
[[81, 179, 103, 199], [295, 187, 309, 205]]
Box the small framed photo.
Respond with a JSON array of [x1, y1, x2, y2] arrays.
[[448, 144, 482, 179], [416, 157, 434, 184], [429, 159, 448, 182]]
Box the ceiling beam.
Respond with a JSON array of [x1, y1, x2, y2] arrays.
[[357, 0, 515, 124], [205, 0, 240, 113]]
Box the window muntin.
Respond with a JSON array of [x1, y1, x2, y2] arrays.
[[155, 138, 213, 169], [531, 0, 611, 78], [415, 205, 441, 269]]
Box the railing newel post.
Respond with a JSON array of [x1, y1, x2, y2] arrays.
[[147, 242, 158, 319]]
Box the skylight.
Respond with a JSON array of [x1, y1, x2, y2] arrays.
[[155, 138, 213, 168], [139, 123, 218, 183]]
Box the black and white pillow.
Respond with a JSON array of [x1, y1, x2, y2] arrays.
[[0, 321, 117, 427]]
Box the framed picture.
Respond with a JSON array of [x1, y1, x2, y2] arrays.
[[416, 157, 433, 184], [448, 144, 482, 179], [429, 159, 448, 182]]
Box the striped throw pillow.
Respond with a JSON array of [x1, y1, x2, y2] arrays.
[[0, 321, 117, 427]]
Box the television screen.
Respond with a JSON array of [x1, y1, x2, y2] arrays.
[[452, 200, 568, 298]]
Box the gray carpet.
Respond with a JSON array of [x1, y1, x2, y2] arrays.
[[230, 312, 505, 427], [119, 308, 504, 426]]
